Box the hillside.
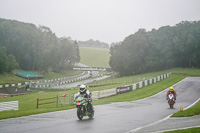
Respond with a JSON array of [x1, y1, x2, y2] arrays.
[[79, 47, 110, 68]]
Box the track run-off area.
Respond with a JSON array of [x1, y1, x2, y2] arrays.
[[0, 77, 200, 133]]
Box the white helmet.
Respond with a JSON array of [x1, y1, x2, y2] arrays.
[[80, 84, 86, 93]]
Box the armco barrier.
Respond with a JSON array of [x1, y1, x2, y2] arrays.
[[144, 80, 148, 86], [132, 84, 137, 91], [91, 73, 170, 100], [91, 91, 99, 100], [130, 73, 170, 90], [75, 73, 170, 101], [74, 88, 117, 100], [139, 81, 143, 88], [149, 79, 152, 84], [98, 88, 116, 98], [116, 86, 130, 94], [0, 72, 86, 88], [0, 101, 18, 112]]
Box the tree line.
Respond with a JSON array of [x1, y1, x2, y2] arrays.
[[109, 21, 200, 76], [0, 18, 80, 74], [78, 39, 109, 48]]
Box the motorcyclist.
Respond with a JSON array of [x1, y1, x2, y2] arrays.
[[76, 84, 94, 111], [166, 87, 177, 100]]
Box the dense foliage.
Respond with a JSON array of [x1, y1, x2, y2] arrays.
[[78, 39, 109, 48], [109, 21, 200, 76], [0, 18, 80, 74], [0, 46, 18, 73]]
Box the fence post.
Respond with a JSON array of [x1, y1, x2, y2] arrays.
[[56, 95, 58, 107], [37, 98, 39, 109], [69, 94, 71, 104]]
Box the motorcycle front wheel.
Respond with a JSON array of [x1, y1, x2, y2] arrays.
[[169, 101, 174, 108], [77, 107, 83, 120], [88, 104, 94, 119], [88, 110, 94, 119]]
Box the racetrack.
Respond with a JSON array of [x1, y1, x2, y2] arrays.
[[0, 77, 200, 133]]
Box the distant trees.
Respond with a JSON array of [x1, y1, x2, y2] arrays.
[[0, 18, 80, 73], [78, 39, 109, 48], [109, 21, 200, 76], [0, 46, 18, 73]]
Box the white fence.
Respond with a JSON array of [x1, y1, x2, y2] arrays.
[[0, 101, 18, 112], [97, 88, 116, 99], [91, 73, 170, 100], [74, 88, 117, 100]]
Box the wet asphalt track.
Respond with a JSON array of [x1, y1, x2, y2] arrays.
[[0, 77, 200, 133]]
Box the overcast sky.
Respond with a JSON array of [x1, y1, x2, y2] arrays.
[[0, 0, 200, 44]]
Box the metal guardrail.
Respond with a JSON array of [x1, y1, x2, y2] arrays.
[[0, 72, 86, 88]]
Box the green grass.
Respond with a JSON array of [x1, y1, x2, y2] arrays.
[[79, 47, 110, 68], [167, 68, 200, 77], [164, 127, 200, 133], [0, 68, 200, 119], [43, 70, 82, 79], [171, 100, 200, 117], [0, 72, 26, 84], [0, 90, 78, 119]]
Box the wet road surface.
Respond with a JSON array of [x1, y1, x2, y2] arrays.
[[0, 77, 200, 133], [132, 114, 200, 133]]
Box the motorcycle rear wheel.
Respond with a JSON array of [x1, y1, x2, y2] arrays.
[[77, 107, 83, 120]]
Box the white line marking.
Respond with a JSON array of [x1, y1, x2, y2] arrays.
[[152, 125, 200, 133], [184, 98, 200, 110], [126, 77, 200, 133], [126, 114, 172, 133]]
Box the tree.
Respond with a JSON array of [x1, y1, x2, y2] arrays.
[[0, 18, 81, 74], [0, 46, 18, 73], [109, 21, 200, 76]]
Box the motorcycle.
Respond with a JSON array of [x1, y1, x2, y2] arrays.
[[167, 93, 175, 108], [75, 94, 94, 120]]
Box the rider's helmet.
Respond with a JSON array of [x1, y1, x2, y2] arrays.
[[170, 87, 174, 91], [80, 84, 86, 94]]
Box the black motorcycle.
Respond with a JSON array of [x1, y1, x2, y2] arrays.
[[75, 94, 94, 120]]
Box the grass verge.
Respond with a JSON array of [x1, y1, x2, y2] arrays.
[[171, 100, 200, 117], [164, 127, 200, 133]]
